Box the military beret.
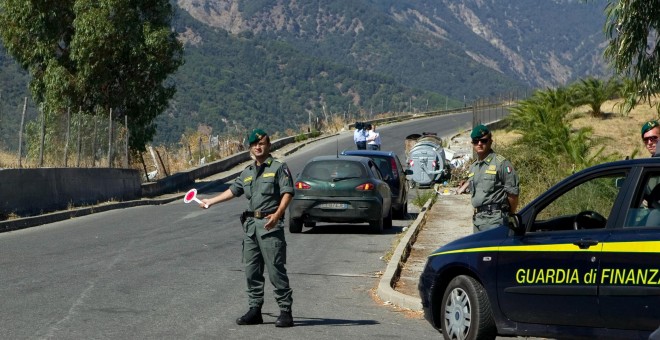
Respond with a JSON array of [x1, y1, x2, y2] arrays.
[[641, 120, 659, 137], [248, 128, 268, 145], [470, 124, 490, 139]]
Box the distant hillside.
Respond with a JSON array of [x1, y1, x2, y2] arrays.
[[178, 0, 609, 90], [0, 0, 609, 147]]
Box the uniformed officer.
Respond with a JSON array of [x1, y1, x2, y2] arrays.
[[641, 120, 660, 157], [462, 124, 519, 233], [200, 128, 295, 327], [640, 121, 660, 200]]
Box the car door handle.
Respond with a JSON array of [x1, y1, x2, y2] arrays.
[[573, 239, 599, 249]]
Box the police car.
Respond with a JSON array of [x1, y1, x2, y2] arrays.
[[418, 158, 660, 340]]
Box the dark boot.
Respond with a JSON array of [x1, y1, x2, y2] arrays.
[[275, 310, 293, 327], [236, 307, 263, 325]]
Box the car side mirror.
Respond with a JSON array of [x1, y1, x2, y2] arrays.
[[404, 169, 413, 175], [507, 213, 525, 235]]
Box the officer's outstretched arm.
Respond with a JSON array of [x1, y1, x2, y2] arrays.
[[201, 189, 235, 208]]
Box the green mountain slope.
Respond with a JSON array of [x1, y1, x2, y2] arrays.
[[0, 0, 608, 148]]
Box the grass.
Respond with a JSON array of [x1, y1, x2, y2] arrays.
[[411, 188, 437, 208]]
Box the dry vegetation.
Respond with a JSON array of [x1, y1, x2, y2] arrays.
[[493, 98, 659, 160]]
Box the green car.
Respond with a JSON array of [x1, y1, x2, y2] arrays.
[[288, 155, 393, 233]]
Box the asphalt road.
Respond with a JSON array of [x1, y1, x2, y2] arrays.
[[0, 111, 473, 340]]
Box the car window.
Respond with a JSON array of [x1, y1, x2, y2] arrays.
[[303, 160, 366, 180], [625, 171, 660, 227], [373, 157, 393, 179], [369, 161, 383, 180], [531, 172, 626, 232]]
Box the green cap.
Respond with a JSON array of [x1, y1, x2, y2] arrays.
[[248, 128, 267, 145], [641, 120, 659, 137], [471, 124, 490, 139]]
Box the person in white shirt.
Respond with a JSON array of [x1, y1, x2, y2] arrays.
[[353, 122, 368, 150], [366, 124, 381, 150]]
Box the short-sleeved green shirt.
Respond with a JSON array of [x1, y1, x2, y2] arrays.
[[468, 151, 519, 210], [230, 156, 294, 212]]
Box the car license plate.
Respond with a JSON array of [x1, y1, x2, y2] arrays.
[[318, 202, 348, 209]]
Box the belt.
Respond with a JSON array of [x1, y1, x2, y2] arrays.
[[474, 204, 507, 214], [244, 210, 277, 219]]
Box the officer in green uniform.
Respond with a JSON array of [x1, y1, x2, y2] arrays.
[[642, 120, 660, 157], [200, 128, 295, 327], [464, 124, 519, 233], [640, 120, 660, 200]]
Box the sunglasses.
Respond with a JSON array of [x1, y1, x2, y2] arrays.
[[471, 138, 490, 145], [643, 136, 659, 144]]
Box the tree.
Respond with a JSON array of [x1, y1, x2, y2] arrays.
[[0, 0, 183, 152], [506, 87, 606, 170], [604, 0, 660, 111], [571, 77, 621, 117]]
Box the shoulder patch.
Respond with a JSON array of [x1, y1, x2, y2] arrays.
[[496, 155, 506, 162]]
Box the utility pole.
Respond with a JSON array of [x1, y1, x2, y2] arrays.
[[18, 97, 27, 168], [107, 108, 113, 167]]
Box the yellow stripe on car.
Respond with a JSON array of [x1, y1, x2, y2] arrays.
[[430, 240, 660, 257]]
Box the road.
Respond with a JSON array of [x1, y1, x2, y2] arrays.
[[0, 112, 473, 340]]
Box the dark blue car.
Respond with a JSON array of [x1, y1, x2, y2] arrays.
[[419, 157, 660, 339], [341, 150, 408, 219]]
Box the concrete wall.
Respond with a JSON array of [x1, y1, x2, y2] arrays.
[[0, 168, 141, 218]]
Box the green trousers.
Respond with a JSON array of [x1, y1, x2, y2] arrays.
[[473, 210, 506, 233], [242, 218, 293, 312]]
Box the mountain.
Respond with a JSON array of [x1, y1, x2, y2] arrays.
[[0, 0, 610, 148], [177, 0, 609, 90]]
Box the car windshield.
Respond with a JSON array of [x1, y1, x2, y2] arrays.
[[303, 160, 366, 181]]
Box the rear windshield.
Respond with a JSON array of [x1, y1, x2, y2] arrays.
[[303, 160, 366, 180], [369, 156, 394, 178]]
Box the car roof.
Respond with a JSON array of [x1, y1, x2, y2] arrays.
[[567, 156, 660, 174], [308, 155, 372, 164], [341, 150, 397, 157]]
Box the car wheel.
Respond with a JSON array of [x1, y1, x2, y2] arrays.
[[394, 201, 408, 219], [441, 275, 496, 340], [304, 221, 316, 229], [369, 218, 383, 234], [384, 208, 393, 229], [289, 218, 303, 233]]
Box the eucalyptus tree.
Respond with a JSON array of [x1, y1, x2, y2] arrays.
[[0, 0, 183, 153], [604, 0, 660, 112]]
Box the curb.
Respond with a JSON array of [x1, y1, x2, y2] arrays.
[[376, 196, 434, 311]]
